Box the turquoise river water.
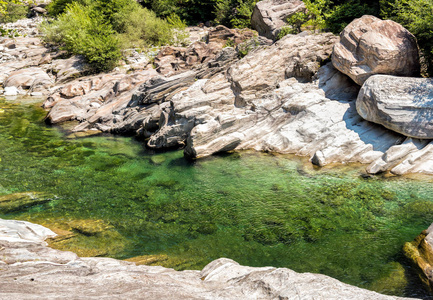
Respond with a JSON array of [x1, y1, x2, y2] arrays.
[[1, 97, 433, 298]]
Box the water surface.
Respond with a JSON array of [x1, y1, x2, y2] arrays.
[[1, 97, 433, 298]]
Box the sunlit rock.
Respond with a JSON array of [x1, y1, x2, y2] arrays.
[[251, 0, 306, 40], [332, 15, 420, 85]]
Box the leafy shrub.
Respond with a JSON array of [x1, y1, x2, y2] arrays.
[[325, 0, 379, 33], [47, 0, 90, 16], [42, 0, 188, 72], [386, 0, 433, 75], [0, 1, 28, 23], [214, 0, 258, 28], [276, 26, 295, 40], [42, 2, 121, 72], [237, 37, 259, 58], [142, 0, 217, 24]]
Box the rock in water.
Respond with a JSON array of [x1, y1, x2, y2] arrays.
[[251, 0, 306, 40], [332, 15, 420, 85], [404, 223, 433, 292], [357, 75, 433, 139], [0, 192, 54, 213], [0, 218, 417, 299]]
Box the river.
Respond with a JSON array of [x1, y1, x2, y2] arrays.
[[1, 96, 432, 298]]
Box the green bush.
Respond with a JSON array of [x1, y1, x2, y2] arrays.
[[142, 0, 217, 24], [0, 1, 28, 23], [42, 0, 188, 72], [116, 8, 183, 48], [325, 0, 379, 33], [386, 0, 433, 75], [42, 2, 121, 72], [214, 0, 258, 28], [276, 26, 296, 40], [47, 0, 90, 16]]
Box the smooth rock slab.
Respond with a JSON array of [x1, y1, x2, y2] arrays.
[[4, 67, 53, 94], [0, 218, 416, 300], [332, 15, 420, 85], [357, 75, 433, 139]]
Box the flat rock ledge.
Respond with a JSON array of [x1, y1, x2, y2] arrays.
[[0, 218, 416, 299]]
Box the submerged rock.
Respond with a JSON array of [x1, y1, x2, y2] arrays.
[[332, 15, 420, 85], [0, 218, 416, 299], [404, 224, 433, 293], [0, 192, 54, 213]]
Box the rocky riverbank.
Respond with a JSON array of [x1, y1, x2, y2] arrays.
[[1, 11, 433, 175], [0, 218, 418, 299]]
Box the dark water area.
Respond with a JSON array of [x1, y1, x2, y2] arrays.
[[1, 97, 433, 298]]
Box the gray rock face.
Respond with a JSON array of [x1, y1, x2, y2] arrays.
[[332, 15, 420, 85], [0, 218, 416, 300], [357, 75, 433, 139], [251, 0, 306, 40]]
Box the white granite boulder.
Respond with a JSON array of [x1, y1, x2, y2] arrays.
[[332, 15, 420, 85], [357, 75, 433, 139]]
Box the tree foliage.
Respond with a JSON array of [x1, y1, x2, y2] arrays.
[[386, 0, 433, 75], [43, 0, 187, 72]]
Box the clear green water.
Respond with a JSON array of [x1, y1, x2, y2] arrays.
[[1, 97, 433, 298]]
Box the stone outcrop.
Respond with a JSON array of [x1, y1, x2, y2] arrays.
[[207, 25, 257, 46], [4, 67, 53, 95], [357, 75, 433, 139], [404, 223, 433, 293], [154, 26, 259, 76], [45, 31, 427, 174], [3, 15, 431, 175], [332, 15, 420, 85], [154, 41, 223, 76], [0, 218, 416, 299], [44, 68, 158, 124], [251, 0, 306, 40]]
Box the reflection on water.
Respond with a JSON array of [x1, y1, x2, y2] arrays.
[[1, 97, 433, 298]]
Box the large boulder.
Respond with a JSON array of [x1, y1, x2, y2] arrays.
[[251, 0, 306, 40], [332, 15, 420, 85], [357, 75, 433, 139]]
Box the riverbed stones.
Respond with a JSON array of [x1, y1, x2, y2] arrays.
[[332, 15, 420, 85], [0, 192, 54, 213], [251, 0, 306, 40], [357, 75, 433, 139], [0, 218, 417, 299]]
